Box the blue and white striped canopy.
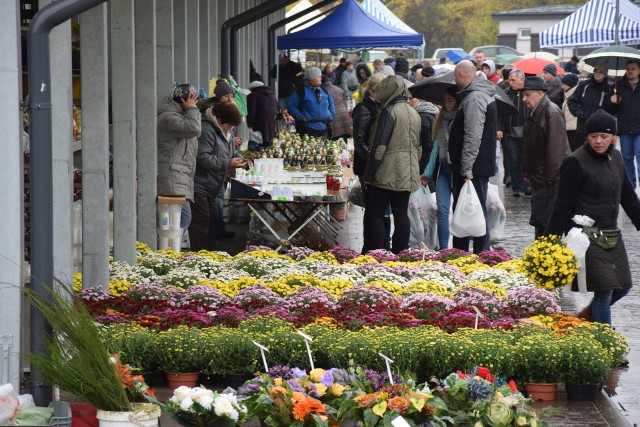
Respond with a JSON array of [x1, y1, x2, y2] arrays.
[[359, 0, 418, 34], [540, 0, 640, 48]]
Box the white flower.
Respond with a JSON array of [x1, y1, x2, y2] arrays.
[[173, 386, 194, 402], [214, 396, 238, 420], [179, 396, 194, 412], [192, 387, 215, 409]]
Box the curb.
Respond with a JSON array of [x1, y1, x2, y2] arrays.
[[596, 390, 633, 427]]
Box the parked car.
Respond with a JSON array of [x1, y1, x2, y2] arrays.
[[430, 48, 466, 64], [469, 45, 523, 60]]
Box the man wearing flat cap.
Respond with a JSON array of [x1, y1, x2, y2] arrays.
[[568, 63, 615, 144], [287, 67, 335, 138], [542, 63, 563, 108], [521, 76, 571, 238]]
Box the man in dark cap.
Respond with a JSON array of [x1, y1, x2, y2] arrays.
[[335, 57, 347, 87], [269, 54, 302, 109], [563, 55, 579, 74], [542, 63, 563, 108], [421, 66, 435, 79], [521, 76, 571, 237]]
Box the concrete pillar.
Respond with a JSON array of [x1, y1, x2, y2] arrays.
[[156, 0, 174, 100], [39, 0, 74, 285], [80, 4, 110, 288], [199, 0, 210, 89], [135, 0, 158, 250], [187, 0, 200, 85], [173, 0, 187, 81], [0, 0, 23, 391], [110, 0, 137, 264], [209, 0, 218, 81]]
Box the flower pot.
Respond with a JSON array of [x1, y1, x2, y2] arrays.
[[96, 403, 160, 427], [166, 372, 200, 389], [223, 373, 253, 389], [565, 383, 600, 401], [138, 370, 166, 388], [524, 382, 558, 401]]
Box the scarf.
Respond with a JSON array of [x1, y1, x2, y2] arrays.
[[305, 79, 323, 103], [437, 110, 458, 163]]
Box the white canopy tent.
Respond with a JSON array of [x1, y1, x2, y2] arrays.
[[360, 0, 425, 58], [540, 0, 640, 48]]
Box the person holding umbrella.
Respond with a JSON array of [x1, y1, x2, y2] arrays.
[[568, 63, 616, 144], [610, 59, 640, 188]]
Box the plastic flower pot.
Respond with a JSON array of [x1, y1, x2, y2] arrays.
[[565, 383, 600, 401], [166, 372, 200, 389], [524, 382, 558, 401]]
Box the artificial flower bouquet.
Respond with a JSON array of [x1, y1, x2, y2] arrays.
[[148, 385, 247, 427], [521, 235, 578, 291]]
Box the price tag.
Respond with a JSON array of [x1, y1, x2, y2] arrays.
[[391, 416, 411, 427]]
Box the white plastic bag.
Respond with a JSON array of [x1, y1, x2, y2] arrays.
[[451, 181, 486, 237], [0, 383, 20, 426], [424, 190, 438, 249], [562, 215, 595, 293], [408, 187, 428, 247], [486, 183, 506, 240]]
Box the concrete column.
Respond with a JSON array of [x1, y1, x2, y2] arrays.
[[0, 0, 23, 391], [199, 0, 210, 89], [173, 0, 187, 81], [135, 0, 158, 250], [39, 0, 74, 285], [156, 0, 174, 100], [209, 0, 218, 81], [110, 0, 137, 264], [187, 0, 200, 85], [80, 4, 110, 288]]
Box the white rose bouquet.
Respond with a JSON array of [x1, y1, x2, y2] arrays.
[[150, 385, 247, 426]]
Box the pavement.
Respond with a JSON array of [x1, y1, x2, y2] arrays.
[[214, 171, 637, 427]]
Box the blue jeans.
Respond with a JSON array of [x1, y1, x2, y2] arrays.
[[435, 162, 453, 249], [619, 133, 640, 187], [591, 288, 631, 326], [180, 202, 192, 229], [503, 136, 528, 193]]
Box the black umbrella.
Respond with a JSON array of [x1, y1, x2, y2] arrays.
[[409, 71, 517, 115]]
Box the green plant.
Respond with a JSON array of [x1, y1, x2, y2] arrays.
[[510, 327, 563, 384], [560, 335, 613, 384], [204, 327, 259, 376], [155, 326, 212, 374], [26, 283, 131, 411], [572, 323, 630, 367], [102, 324, 159, 371]]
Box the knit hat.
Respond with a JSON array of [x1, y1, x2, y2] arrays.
[[214, 79, 234, 97], [421, 66, 435, 77], [593, 63, 609, 74], [305, 66, 322, 80], [542, 63, 558, 77], [395, 57, 409, 73], [171, 82, 197, 102], [561, 73, 579, 88], [586, 109, 617, 135], [378, 65, 395, 76]]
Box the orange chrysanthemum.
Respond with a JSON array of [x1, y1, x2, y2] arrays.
[[269, 386, 288, 397]]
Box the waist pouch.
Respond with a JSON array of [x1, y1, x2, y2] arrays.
[[583, 226, 620, 250], [348, 85, 358, 91]]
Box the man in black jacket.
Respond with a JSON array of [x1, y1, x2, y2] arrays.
[[542, 63, 563, 108], [269, 54, 302, 109], [568, 63, 615, 143], [610, 59, 640, 187]]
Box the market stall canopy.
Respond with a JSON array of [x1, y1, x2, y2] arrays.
[[277, 0, 424, 50], [540, 0, 640, 48]]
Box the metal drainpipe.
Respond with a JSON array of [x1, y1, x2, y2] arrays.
[[27, 0, 108, 406], [267, 0, 339, 94], [220, 0, 296, 78]]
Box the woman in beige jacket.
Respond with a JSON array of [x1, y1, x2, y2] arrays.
[[561, 74, 580, 151]]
